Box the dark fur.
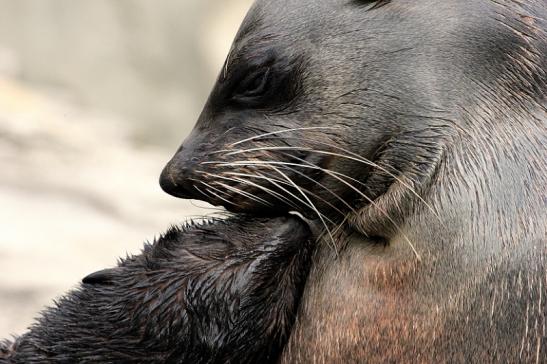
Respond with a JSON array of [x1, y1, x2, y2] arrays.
[[160, 0, 546, 362], [0, 215, 313, 363]]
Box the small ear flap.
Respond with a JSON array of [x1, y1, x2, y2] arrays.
[[82, 268, 120, 285]]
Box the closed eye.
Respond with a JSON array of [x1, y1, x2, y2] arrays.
[[212, 50, 302, 110], [352, 0, 391, 10], [232, 68, 271, 101]]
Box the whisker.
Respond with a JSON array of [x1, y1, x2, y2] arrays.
[[191, 179, 239, 208], [291, 159, 422, 261], [189, 199, 226, 212], [211, 146, 311, 156], [331, 215, 350, 238], [223, 170, 349, 217], [192, 184, 213, 200], [199, 171, 301, 210], [216, 160, 421, 261], [225, 170, 337, 225], [210, 180, 274, 207], [216, 141, 441, 221], [260, 165, 356, 214], [229, 127, 340, 147], [191, 185, 229, 213], [181, 212, 233, 222], [196, 170, 337, 226], [252, 162, 339, 255]]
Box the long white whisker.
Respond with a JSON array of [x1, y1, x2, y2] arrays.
[[188, 192, 231, 213], [214, 142, 441, 221], [331, 215, 350, 238], [212, 146, 311, 155], [263, 165, 357, 214], [192, 184, 214, 201], [181, 211, 233, 221], [200, 173, 278, 207], [229, 127, 339, 147], [199, 172, 302, 211], [191, 179, 239, 208], [216, 160, 421, 261], [205, 168, 337, 226], [223, 170, 349, 217], [256, 163, 339, 255], [298, 162, 422, 261], [211, 181, 274, 207]]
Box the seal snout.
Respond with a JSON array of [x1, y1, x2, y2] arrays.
[[159, 155, 199, 199]]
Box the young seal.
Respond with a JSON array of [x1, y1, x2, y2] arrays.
[[160, 0, 546, 362], [0, 215, 313, 363]]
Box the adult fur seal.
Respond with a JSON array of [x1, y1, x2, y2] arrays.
[[0, 215, 313, 363], [160, 0, 546, 362]]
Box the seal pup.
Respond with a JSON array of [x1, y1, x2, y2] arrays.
[[160, 0, 546, 362], [0, 215, 313, 363]]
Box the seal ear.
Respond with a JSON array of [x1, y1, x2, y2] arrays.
[[82, 268, 120, 285]]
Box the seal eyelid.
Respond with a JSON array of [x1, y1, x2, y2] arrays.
[[232, 67, 271, 100], [352, 0, 391, 10]]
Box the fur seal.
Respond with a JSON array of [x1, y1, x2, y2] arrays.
[[0, 215, 313, 363], [160, 0, 546, 362]]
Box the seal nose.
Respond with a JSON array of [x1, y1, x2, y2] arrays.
[[159, 157, 198, 199]]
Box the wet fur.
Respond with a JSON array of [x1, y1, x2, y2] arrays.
[[0, 216, 313, 364]]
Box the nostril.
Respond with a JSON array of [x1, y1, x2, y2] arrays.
[[159, 161, 196, 199]]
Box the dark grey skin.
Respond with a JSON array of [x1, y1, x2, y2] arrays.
[[160, 0, 546, 362], [0, 215, 313, 364]]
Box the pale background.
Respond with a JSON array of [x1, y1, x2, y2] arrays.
[[0, 0, 253, 336]]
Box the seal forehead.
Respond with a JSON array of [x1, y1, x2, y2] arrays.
[[228, 0, 349, 69], [233, 0, 397, 55], [238, 0, 343, 42], [223, 1, 315, 81]]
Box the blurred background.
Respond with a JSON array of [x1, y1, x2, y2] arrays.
[[0, 0, 253, 336]]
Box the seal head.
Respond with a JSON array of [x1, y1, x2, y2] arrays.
[[1, 215, 313, 364], [159, 0, 546, 361]]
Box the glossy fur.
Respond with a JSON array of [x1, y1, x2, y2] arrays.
[[0, 216, 313, 363], [160, 0, 546, 362]]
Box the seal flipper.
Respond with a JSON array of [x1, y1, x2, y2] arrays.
[[82, 268, 120, 285]]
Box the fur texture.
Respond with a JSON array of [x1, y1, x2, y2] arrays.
[[0, 215, 313, 363]]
